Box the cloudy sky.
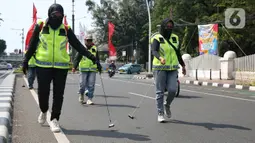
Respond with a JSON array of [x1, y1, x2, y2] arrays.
[[0, 0, 100, 53]]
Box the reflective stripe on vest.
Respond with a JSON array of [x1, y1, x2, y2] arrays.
[[151, 33, 179, 71], [35, 20, 70, 69], [79, 45, 97, 72]]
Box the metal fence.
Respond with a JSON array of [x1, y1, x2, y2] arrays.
[[234, 54, 255, 72], [187, 54, 222, 70]]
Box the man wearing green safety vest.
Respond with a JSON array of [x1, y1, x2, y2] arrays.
[[22, 3, 99, 133], [73, 35, 102, 105], [151, 18, 186, 123], [25, 50, 36, 89]]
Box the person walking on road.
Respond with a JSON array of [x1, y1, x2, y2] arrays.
[[151, 18, 186, 123], [22, 3, 98, 132], [24, 51, 36, 89], [72, 35, 102, 105]]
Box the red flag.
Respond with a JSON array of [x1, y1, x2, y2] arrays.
[[33, 3, 37, 21], [63, 15, 69, 53], [25, 3, 37, 52], [108, 21, 116, 60]]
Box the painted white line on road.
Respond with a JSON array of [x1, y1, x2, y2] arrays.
[[102, 77, 154, 86], [128, 92, 155, 100], [23, 76, 70, 143], [181, 89, 255, 102], [109, 78, 255, 103], [0, 70, 10, 79]]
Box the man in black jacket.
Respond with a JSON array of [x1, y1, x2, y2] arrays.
[[22, 3, 99, 132]]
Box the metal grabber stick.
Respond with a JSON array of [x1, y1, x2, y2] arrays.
[[99, 74, 115, 128]]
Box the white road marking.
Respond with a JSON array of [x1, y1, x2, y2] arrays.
[[128, 92, 155, 100], [107, 78, 255, 103], [0, 70, 11, 79], [23, 76, 70, 143]]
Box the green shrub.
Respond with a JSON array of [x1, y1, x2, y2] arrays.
[[13, 67, 23, 73]]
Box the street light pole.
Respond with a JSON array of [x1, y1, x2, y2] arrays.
[[145, 0, 151, 73], [11, 28, 24, 57], [71, 0, 76, 62], [21, 28, 24, 57]]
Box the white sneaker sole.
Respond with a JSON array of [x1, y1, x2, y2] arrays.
[[51, 128, 61, 133]]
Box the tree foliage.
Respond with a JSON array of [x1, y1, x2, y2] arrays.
[[85, 0, 255, 64], [0, 39, 7, 55]]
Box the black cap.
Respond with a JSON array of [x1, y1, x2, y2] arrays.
[[48, 3, 64, 17]]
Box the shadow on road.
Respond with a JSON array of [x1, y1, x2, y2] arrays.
[[96, 94, 130, 99], [176, 95, 202, 99], [170, 120, 252, 131], [61, 128, 151, 141], [92, 103, 136, 108]]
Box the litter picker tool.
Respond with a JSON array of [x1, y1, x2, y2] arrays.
[[99, 74, 115, 128]]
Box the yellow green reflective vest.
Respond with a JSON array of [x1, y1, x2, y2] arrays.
[[34, 20, 70, 69], [79, 45, 97, 72], [25, 51, 36, 67], [150, 33, 179, 71]]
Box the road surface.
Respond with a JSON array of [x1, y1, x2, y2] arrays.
[[12, 73, 255, 143], [0, 70, 11, 84]]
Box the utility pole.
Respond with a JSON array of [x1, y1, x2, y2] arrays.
[[21, 28, 24, 57], [11, 28, 24, 57], [71, 0, 76, 62], [146, 0, 151, 73]]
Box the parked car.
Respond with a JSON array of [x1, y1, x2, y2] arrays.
[[0, 62, 12, 70], [7, 63, 13, 70], [118, 63, 141, 74]]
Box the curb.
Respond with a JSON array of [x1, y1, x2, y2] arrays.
[[133, 76, 255, 91], [0, 74, 16, 143], [182, 80, 255, 91]]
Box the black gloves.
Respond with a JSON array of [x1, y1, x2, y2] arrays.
[[22, 61, 28, 75], [96, 61, 102, 74]]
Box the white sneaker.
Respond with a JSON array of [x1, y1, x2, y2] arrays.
[[86, 99, 94, 105], [158, 113, 165, 123], [50, 119, 61, 133], [38, 112, 46, 124], [78, 94, 84, 103]]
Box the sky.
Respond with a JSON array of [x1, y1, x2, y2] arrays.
[[0, 0, 100, 54]]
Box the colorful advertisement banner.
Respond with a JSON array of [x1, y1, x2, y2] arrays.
[[198, 24, 218, 55]]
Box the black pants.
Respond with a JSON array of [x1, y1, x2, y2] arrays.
[[36, 67, 68, 121]]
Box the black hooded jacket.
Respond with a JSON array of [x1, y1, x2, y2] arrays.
[[151, 18, 185, 67], [24, 4, 96, 64]]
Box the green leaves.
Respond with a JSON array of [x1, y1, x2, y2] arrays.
[[0, 39, 7, 55]]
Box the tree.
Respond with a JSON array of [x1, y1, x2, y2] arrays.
[[151, 0, 255, 57], [0, 39, 7, 55], [85, 0, 149, 63]]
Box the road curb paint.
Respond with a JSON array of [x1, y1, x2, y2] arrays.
[[134, 75, 255, 91], [0, 74, 16, 143]]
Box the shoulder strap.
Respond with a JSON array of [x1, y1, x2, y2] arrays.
[[166, 39, 178, 53], [39, 22, 44, 32]]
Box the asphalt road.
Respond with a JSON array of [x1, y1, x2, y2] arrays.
[[12, 73, 255, 143], [0, 70, 10, 84]]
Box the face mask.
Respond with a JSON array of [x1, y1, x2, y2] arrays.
[[49, 11, 63, 29]]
